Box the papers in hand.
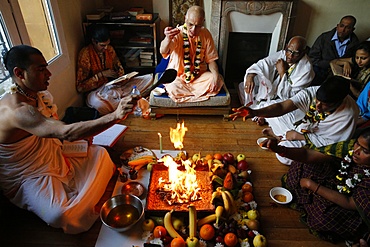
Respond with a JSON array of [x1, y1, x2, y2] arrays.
[[105, 71, 139, 86], [92, 124, 128, 147], [330, 63, 351, 80]]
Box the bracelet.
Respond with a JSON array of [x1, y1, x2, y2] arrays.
[[277, 146, 287, 157], [314, 183, 321, 194]]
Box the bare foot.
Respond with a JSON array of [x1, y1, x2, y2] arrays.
[[262, 128, 283, 141]]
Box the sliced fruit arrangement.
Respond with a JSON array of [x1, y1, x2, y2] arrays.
[[141, 152, 267, 247]]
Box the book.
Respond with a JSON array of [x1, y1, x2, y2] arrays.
[[136, 14, 152, 21], [140, 54, 153, 60], [105, 71, 139, 86], [92, 124, 128, 147], [62, 140, 88, 157], [140, 62, 153, 67], [330, 63, 351, 80], [140, 58, 153, 63]]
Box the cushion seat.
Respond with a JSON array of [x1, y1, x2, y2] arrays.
[[149, 83, 231, 107]]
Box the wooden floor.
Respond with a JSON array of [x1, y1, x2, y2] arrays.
[[0, 90, 346, 247]]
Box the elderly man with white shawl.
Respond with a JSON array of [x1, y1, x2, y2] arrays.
[[0, 45, 133, 234], [239, 36, 314, 125], [231, 76, 359, 166]]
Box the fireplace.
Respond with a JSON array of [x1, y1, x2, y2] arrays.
[[210, 0, 297, 88]]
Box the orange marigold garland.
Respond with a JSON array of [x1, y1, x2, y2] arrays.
[[183, 24, 201, 83]]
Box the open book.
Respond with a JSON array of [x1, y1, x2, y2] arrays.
[[105, 71, 139, 86], [92, 124, 128, 147], [330, 63, 351, 80]]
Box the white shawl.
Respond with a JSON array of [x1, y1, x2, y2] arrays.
[[239, 50, 314, 107]]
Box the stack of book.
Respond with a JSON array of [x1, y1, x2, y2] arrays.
[[124, 49, 141, 67], [140, 51, 154, 67]]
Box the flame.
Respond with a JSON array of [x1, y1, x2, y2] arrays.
[[158, 155, 201, 205], [170, 121, 188, 150]]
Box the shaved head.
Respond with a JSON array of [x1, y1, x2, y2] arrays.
[[185, 6, 205, 21]]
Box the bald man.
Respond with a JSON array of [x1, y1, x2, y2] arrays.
[[239, 36, 315, 124], [159, 5, 224, 103]]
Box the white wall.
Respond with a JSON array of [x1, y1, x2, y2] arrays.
[[50, 0, 369, 115]]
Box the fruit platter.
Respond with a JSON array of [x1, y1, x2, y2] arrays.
[[132, 151, 268, 247]]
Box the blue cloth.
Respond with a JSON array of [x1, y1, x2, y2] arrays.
[[357, 81, 370, 120], [331, 31, 351, 57]]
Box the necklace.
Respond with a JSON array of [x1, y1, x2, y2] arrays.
[[336, 150, 370, 194], [294, 99, 330, 127], [15, 83, 37, 101], [183, 24, 202, 83]]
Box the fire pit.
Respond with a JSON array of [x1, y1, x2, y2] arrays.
[[145, 156, 214, 217]]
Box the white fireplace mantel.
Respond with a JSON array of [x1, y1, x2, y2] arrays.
[[210, 0, 297, 74]]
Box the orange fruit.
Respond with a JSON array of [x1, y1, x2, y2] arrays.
[[199, 223, 215, 241], [242, 183, 253, 193], [242, 191, 254, 203], [224, 232, 238, 247], [205, 154, 213, 160], [170, 237, 186, 247], [153, 225, 167, 238], [214, 153, 222, 160]]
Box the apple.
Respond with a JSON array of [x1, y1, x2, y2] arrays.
[[142, 218, 155, 232], [192, 153, 200, 162], [223, 153, 235, 164], [186, 237, 200, 247], [253, 234, 267, 247], [237, 160, 248, 171], [246, 219, 260, 230], [247, 230, 255, 239], [247, 209, 259, 220], [236, 153, 246, 162], [172, 217, 184, 231]]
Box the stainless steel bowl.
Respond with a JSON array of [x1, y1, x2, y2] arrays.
[[100, 194, 144, 232]]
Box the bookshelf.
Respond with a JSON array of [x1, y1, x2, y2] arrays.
[[84, 13, 161, 74]]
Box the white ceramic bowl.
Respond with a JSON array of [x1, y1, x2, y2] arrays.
[[256, 137, 269, 150], [152, 87, 166, 96], [269, 187, 293, 204]]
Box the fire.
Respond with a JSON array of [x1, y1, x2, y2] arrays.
[[170, 121, 188, 150], [158, 155, 201, 205]]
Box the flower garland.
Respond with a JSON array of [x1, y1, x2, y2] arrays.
[[336, 150, 370, 194], [183, 24, 202, 83], [2, 81, 58, 119], [294, 99, 331, 127]]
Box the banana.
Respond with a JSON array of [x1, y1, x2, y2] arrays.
[[188, 204, 197, 238], [221, 190, 231, 215], [164, 210, 183, 240], [213, 159, 222, 164], [211, 175, 224, 186], [211, 187, 223, 204], [215, 206, 224, 226], [197, 214, 217, 227], [223, 190, 236, 214]]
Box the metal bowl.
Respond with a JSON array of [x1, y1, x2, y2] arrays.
[[121, 181, 146, 198], [100, 194, 144, 232], [269, 187, 293, 205]]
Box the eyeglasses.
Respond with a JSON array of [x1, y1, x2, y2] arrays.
[[285, 48, 301, 57]]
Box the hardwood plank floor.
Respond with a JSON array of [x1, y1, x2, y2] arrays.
[[0, 90, 346, 247]]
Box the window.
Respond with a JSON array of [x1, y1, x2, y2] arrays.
[[0, 0, 69, 84]]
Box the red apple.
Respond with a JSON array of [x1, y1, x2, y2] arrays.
[[223, 153, 235, 164], [237, 160, 248, 171]]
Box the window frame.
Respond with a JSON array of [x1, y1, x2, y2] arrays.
[[0, 0, 69, 76]]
